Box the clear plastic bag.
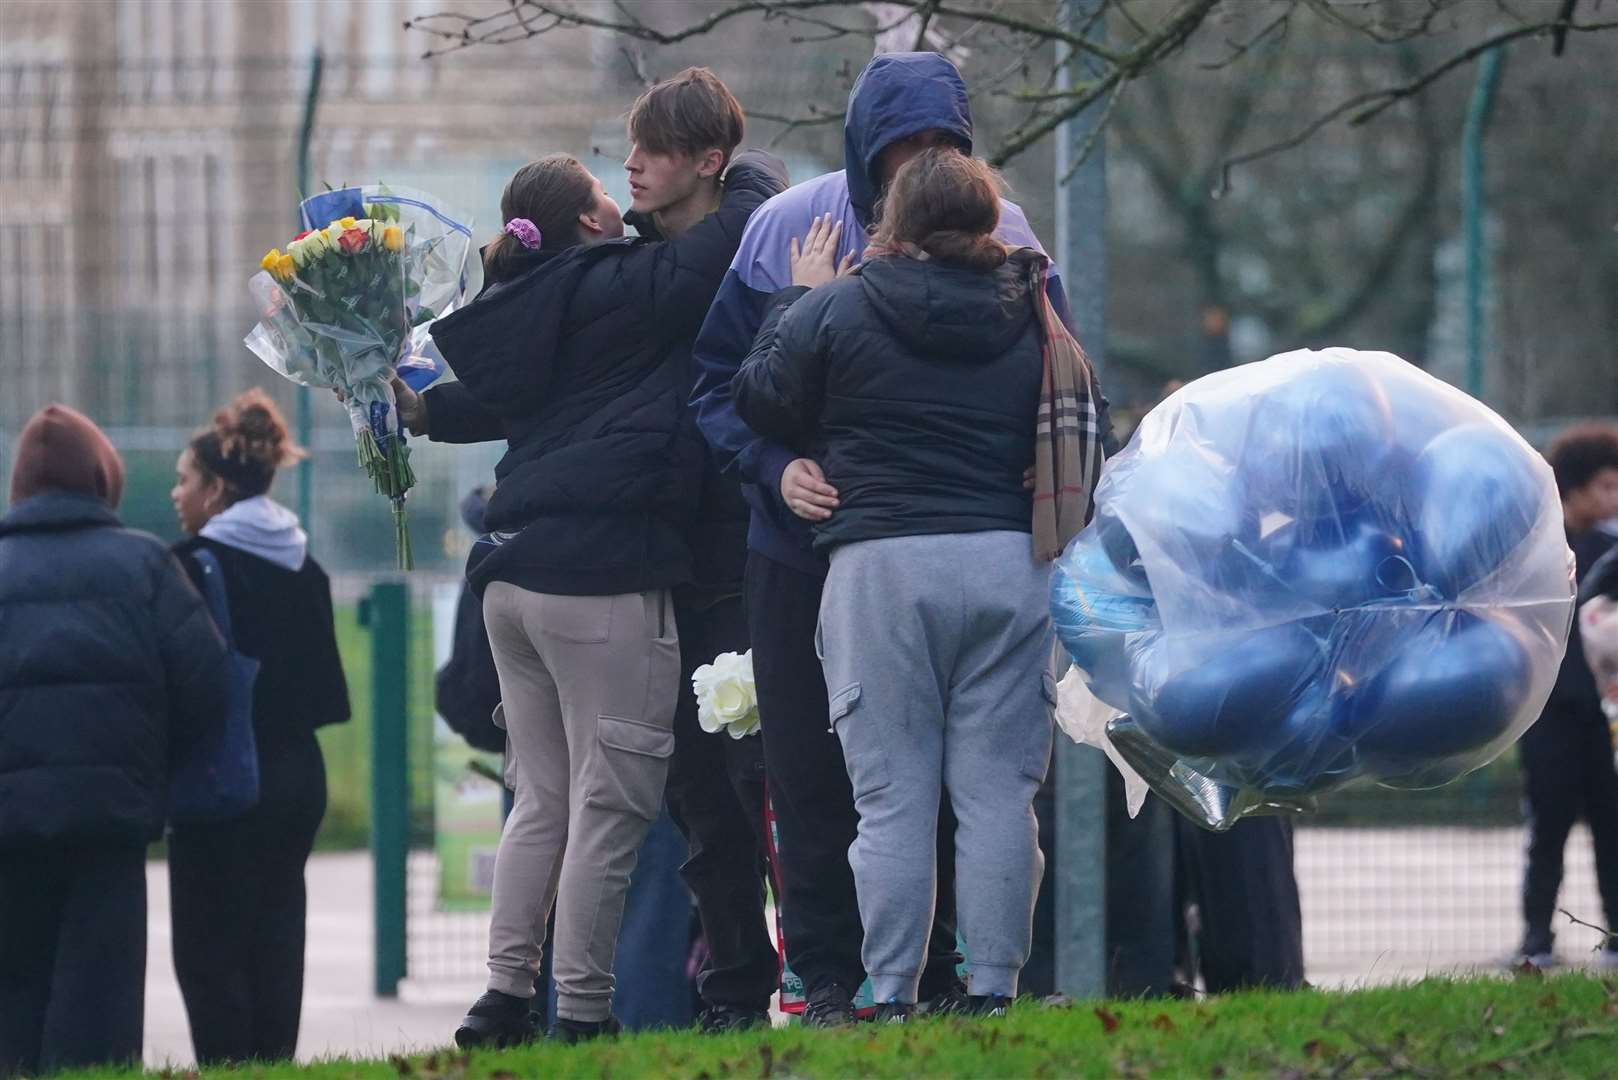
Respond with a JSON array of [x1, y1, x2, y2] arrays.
[[1052, 348, 1575, 829], [243, 185, 472, 567]]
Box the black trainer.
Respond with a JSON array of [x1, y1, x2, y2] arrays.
[[919, 981, 971, 1017], [454, 990, 540, 1049], [549, 1014, 623, 1044], [966, 993, 1012, 1018], [874, 1001, 914, 1024], [699, 1004, 771, 1033], [802, 982, 856, 1028]]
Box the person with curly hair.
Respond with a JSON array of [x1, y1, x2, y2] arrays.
[[168, 388, 350, 1064]]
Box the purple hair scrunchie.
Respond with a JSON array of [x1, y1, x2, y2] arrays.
[[504, 218, 541, 251]]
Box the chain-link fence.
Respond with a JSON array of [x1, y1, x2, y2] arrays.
[[353, 582, 1611, 996], [7, 9, 1613, 999]]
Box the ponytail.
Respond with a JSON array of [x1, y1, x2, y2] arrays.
[[870, 147, 1008, 272], [484, 154, 598, 285]]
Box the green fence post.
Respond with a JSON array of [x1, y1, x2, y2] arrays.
[[365, 581, 409, 997], [1053, 0, 1109, 1000]]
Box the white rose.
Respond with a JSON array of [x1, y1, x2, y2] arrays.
[[691, 658, 729, 734], [691, 650, 757, 736], [710, 677, 752, 723]]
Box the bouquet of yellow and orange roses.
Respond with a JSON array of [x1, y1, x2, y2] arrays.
[[245, 186, 472, 568]]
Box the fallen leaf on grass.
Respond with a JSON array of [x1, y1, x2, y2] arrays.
[[1537, 993, 1559, 1009], [1151, 1013, 1176, 1032], [1095, 1006, 1122, 1034], [1302, 1039, 1333, 1059]]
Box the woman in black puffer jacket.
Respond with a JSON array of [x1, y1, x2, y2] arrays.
[[415, 134, 786, 1045], [733, 149, 1062, 1017], [0, 405, 229, 1076]]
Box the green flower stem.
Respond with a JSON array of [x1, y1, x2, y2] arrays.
[[356, 429, 416, 570]]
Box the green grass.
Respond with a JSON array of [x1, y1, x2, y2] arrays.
[[314, 602, 439, 850], [62, 973, 1618, 1079]]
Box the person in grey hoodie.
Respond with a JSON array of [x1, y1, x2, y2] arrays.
[[169, 389, 350, 1065]]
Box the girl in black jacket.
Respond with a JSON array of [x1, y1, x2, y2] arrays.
[[168, 389, 350, 1065], [418, 107, 786, 1040], [733, 149, 1060, 1017]]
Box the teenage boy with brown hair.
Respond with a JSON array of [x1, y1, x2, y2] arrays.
[[622, 64, 780, 1035]]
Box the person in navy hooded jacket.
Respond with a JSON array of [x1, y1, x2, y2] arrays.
[[691, 51, 1111, 1024]]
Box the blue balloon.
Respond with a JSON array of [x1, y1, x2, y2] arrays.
[[1218, 687, 1360, 794], [1266, 517, 1416, 610], [1239, 361, 1394, 527], [1127, 621, 1325, 758], [1090, 507, 1147, 584], [1052, 532, 1157, 707], [1410, 424, 1543, 598], [1337, 611, 1531, 780]]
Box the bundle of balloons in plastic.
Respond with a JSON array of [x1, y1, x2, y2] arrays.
[[1052, 348, 1575, 830]]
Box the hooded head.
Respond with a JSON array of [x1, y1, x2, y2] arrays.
[[844, 52, 974, 230], [460, 485, 491, 534], [10, 404, 126, 508]]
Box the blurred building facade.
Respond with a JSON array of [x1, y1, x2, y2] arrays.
[[0, 0, 851, 564]]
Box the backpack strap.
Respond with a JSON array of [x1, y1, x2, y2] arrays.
[[189, 547, 238, 650]]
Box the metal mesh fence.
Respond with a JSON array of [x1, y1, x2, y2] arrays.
[[1297, 821, 1605, 983], [372, 584, 1613, 993], [406, 851, 491, 988], [7, 5, 1613, 999]]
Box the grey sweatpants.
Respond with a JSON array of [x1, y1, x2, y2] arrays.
[[817, 531, 1055, 1003], [482, 583, 680, 1021]]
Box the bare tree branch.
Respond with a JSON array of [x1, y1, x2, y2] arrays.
[[406, 0, 1618, 173], [1113, 0, 1153, 39], [991, 0, 1219, 166], [1552, 0, 1579, 55], [1218, 15, 1618, 192], [911, 0, 940, 51], [1200, 2, 1296, 70], [618, 44, 653, 88], [1559, 907, 1618, 947], [1299, 0, 1459, 45], [1060, 75, 1129, 183], [410, 0, 1129, 65], [747, 106, 847, 147]]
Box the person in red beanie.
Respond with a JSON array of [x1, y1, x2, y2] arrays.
[[0, 404, 230, 1077]]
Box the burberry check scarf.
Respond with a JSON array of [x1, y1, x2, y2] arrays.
[[1028, 254, 1104, 560]]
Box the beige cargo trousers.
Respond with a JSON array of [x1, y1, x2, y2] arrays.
[[480, 582, 680, 1022]]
